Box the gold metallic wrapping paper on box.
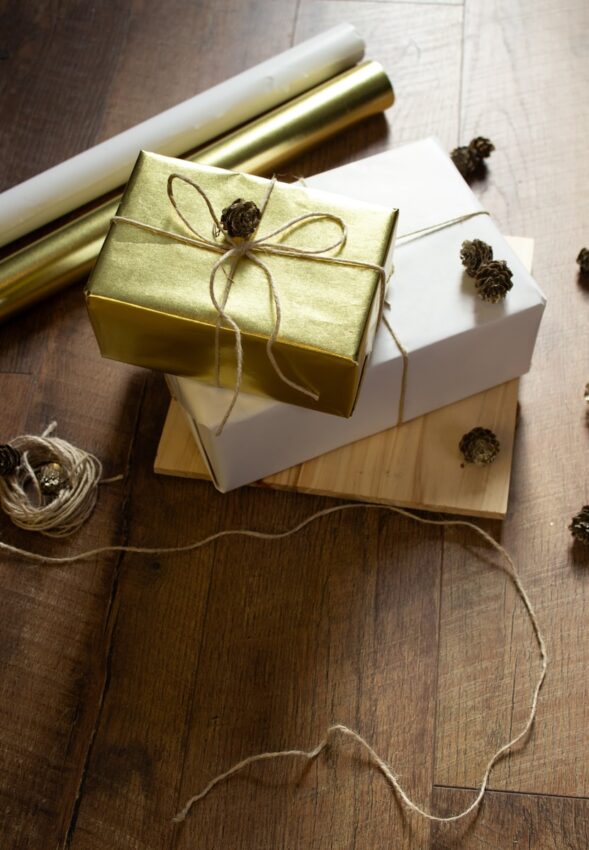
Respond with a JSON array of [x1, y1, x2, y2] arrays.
[[0, 61, 394, 322], [85, 152, 398, 416]]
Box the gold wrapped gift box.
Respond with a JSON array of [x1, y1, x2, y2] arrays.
[[85, 152, 398, 416]]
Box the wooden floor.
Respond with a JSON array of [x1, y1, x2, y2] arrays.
[[0, 1, 588, 848]]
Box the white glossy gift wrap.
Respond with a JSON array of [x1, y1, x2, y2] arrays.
[[168, 138, 546, 492], [0, 24, 364, 248]]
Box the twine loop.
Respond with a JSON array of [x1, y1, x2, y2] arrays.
[[112, 173, 390, 434], [0, 423, 118, 537]]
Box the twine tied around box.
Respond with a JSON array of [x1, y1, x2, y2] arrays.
[[112, 174, 405, 434]]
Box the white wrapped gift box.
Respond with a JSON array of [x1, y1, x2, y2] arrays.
[[167, 138, 546, 492]]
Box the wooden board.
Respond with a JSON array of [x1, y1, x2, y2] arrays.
[[154, 236, 532, 520], [155, 382, 518, 518]]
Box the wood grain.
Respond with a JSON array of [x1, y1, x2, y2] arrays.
[[0, 284, 146, 849], [429, 787, 589, 848], [0, 0, 587, 848], [434, 0, 589, 801]]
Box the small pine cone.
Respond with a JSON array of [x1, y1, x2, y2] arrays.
[[569, 506, 589, 545], [475, 259, 514, 303], [576, 247, 589, 273], [220, 198, 261, 239], [468, 136, 495, 160], [460, 239, 494, 276], [450, 145, 478, 180], [0, 444, 21, 476], [459, 427, 501, 466]]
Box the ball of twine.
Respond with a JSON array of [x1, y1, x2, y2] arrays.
[[0, 423, 107, 538]]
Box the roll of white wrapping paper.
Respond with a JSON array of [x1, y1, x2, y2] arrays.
[[0, 24, 364, 248]]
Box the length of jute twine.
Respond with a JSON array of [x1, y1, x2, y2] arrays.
[[0, 440, 548, 826]]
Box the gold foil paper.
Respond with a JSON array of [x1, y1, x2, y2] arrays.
[[0, 61, 394, 322], [85, 153, 398, 416]]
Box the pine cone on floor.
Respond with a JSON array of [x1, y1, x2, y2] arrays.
[[0, 444, 21, 476], [450, 145, 478, 180], [220, 199, 261, 239], [475, 259, 514, 303], [577, 247, 589, 273], [451, 137, 495, 181], [569, 506, 589, 545], [460, 239, 494, 276], [459, 427, 500, 465], [468, 136, 495, 160]]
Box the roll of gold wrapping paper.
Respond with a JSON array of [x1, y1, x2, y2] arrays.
[[0, 61, 393, 322]]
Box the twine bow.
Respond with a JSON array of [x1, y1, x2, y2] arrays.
[[113, 174, 395, 433]]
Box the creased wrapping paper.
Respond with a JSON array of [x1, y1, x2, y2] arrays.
[[169, 138, 546, 492], [85, 152, 398, 416]]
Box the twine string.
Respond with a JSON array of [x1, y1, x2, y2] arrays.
[[112, 173, 392, 434], [0, 497, 547, 826], [380, 208, 491, 425], [397, 210, 491, 245]]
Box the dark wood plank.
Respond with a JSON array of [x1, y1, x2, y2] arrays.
[[53, 375, 215, 849], [434, 0, 589, 799], [0, 0, 131, 187], [169, 508, 440, 850], [430, 787, 589, 848], [96, 0, 302, 140], [0, 284, 146, 849], [0, 0, 298, 189]]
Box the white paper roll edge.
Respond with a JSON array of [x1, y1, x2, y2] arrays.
[[0, 24, 364, 248]]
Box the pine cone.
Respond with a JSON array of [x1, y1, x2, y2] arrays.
[[459, 427, 500, 466], [460, 239, 494, 276], [569, 506, 589, 545], [450, 145, 478, 180], [468, 136, 495, 160], [220, 199, 261, 239], [0, 444, 21, 476], [475, 259, 513, 303], [577, 247, 589, 274], [451, 137, 494, 180]]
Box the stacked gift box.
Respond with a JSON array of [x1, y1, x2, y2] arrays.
[[85, 137, 546, 494]]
